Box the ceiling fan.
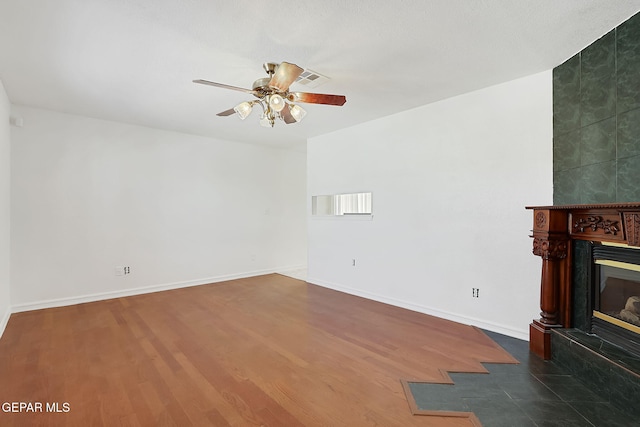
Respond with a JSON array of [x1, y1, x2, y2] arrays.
[[193, 62, 346, 127]]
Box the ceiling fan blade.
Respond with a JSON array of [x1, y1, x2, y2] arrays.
[[193, 79, 257, 95], [216, 108, 236, 117], [268, 62, 304, 92], [280, 104, 297, 124], [288, 92, 347, 106]]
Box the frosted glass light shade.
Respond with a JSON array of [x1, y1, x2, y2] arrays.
[[289, 104, 307, 122], [268, 94, 285, 112], [233, 101, 253, 119], [260, 115, 273, 127]]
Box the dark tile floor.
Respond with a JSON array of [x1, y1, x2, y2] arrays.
[[407, 330, 639, 427]]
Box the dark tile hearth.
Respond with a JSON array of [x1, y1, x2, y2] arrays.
[[551, 329, 640, 420], [407, 330, 639, 426]]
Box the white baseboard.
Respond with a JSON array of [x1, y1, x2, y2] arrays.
[[275, 264, 307, 274], [306, 276, 529, 341], [276, 265, 308, 281], [0, 306, 10, 339], [4, 270, 528, 343], [10, 267, 289, 314]]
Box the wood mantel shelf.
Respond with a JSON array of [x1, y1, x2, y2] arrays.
[[526, 203, 640, 359], [526, 203, 640, 210]]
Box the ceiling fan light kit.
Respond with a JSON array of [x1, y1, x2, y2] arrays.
[[233, 101, 254, 120], [268, 94, 285, 112], [289, 104, 306, 122], [193, 62, 346, 128]]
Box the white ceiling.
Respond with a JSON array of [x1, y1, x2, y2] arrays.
[[1, 1, 640, 150]]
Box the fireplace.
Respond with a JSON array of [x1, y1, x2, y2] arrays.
[[591, 244, 640, 355], [526, 204, 640, 420], [526, 203, 640, 359]]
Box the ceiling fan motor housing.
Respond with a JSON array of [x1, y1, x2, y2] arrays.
[[253, 62, 286, 96], [252, 77, 272, 96]]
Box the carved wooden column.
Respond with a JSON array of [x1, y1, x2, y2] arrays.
[[529, 209, 569, 359]]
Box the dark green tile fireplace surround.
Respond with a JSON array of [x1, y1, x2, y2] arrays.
[[553, 12, 640, 205], [550, 10, 640, 419]]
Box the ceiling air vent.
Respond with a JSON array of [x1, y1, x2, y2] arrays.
[[295, 69, 330, 89]]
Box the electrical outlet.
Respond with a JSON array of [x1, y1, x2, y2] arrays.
[[115, 266, 131, 276], [352, 259, 356, 266], [472, 288, 480, 298]]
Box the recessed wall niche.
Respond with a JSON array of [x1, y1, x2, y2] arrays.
[[311, 192, 372, 217]]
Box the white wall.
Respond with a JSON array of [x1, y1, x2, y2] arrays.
[[10, 106, 307, 310], [0, 80, 10, 334], [307, 71, 553, 340]]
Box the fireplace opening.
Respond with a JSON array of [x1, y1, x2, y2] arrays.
[[596, 264, 640, 328], [592, 244, 640, 355]]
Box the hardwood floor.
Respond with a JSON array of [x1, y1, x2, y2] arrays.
[[0, 274, 517, 426]]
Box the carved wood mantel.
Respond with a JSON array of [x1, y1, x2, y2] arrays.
[[526, 203, 640, 359]]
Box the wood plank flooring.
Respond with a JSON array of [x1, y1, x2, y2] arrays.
[[0, 274, 518, 426]]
